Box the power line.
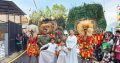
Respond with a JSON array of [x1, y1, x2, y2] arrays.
[[33, 0, 38, 10]]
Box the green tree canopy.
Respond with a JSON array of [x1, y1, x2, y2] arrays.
[[29, 10, 42, 25], [43, 6, 52, 18], [67, 3, 107, 30], [29, 4, 67, 29], [52, 4, 67, 19]]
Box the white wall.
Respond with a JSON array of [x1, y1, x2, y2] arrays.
[[4, 33, 8, 56], [0, 14, 8, 23], [9, 14, 14, 22], [15, 15, 21, 23]]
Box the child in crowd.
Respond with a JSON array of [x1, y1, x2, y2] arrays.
[[57, 41, 68, 63], [56, 38, 61, 46], [109, 52, 117, 63], [115, 39, 120, 63], [102, 48, 111, 63], [95, 47, 103, 61], [39, 38, 57, 63], [102, 39, 110, 54]]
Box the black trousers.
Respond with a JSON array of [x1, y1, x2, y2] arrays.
[[16, 44, 21, 52]]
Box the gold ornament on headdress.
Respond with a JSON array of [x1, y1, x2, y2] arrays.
[[77, 19, 94, 36]]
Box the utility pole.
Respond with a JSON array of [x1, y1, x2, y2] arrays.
[[33, 0, 38, 10]]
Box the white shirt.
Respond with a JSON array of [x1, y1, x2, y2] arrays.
[[108, 39, 113, 46], [116, 40, 120, 46], [66, 35, 77, 49], [57, 46, 68, 55], [66, 35, 78, 63], [41, 43, 57, 53], [103, 52, 111, 61]]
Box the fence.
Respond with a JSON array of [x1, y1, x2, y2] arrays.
[[8, 21, 22, 55], [0, 21, 22, 56]]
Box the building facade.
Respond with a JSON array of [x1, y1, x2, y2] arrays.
[[0, 1, 26, 59]]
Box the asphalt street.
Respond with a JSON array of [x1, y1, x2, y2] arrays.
[[12, 52, 38, 63], [13, 52, 93, 63]]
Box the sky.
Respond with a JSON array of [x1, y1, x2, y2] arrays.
[[8, 0, 120, 29]]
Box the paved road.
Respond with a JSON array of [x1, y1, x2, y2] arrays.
[[13, 52, 94, 63], [12, 52, 38, 63]]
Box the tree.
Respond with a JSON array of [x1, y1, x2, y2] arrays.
[[97, 17, 106, 30], [29, 4, 67, 29], [52, 4, 67, 29], [29, 10, 43, 25], [52, 4, 67, 19], [43, 6, 52, 18], [67, 3, 107, 30]]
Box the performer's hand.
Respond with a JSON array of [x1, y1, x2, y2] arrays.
[[54, 51, 58, 56], [40, 42, 43, 46], [39, 49, 42, 52], [38, 49, 41, 56], [39, 49, 41, 51], [55, 51, 59, 57], [68, 48, 71, 51]]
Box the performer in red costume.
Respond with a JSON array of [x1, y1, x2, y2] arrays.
[[27, 30, 39, 63], [77, 19, 96, 63]]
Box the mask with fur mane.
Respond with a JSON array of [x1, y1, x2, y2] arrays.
[[77, 19, 94, 36]]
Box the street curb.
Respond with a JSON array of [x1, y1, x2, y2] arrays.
[[8, 50, 27, 63]]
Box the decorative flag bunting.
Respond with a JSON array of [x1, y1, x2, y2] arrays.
[[117, 5, 120, 21], [118, 13, 120, 21]]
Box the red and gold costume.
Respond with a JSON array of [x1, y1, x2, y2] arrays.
[[27, 36, 39, 57], [78, 36, 94, 59], [76, 34, 104, 59], [77, 19, 96, 59], [94, 34, 104, 45]]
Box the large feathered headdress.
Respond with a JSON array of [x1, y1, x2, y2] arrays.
[[77, 19, 94, 36]]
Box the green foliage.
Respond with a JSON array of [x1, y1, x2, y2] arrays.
[[56, 16, 66, 28], [52, 4, 67, 19], [29, 4, 67, 29], [51, 4, 67, 28], [67, 3, 107, 30], [97, 17, 106, 30], [29, 6, 53, 25], [43, 6, 52, 18], [29, 10, 42, 25]]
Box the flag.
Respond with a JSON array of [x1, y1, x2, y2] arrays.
[[117, 5, 120, 10], [118, 13, 120, 21], [117, 5, 120, 21]]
